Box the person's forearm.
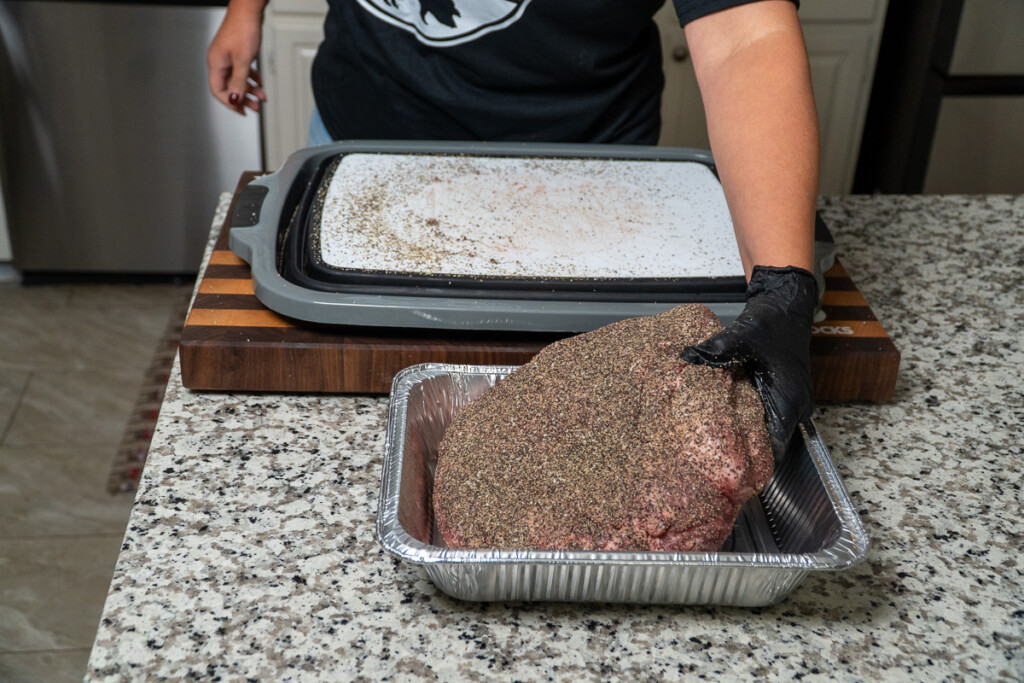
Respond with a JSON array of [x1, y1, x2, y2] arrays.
[[684, 1, 818, 277]]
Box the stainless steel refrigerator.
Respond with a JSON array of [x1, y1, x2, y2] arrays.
[[0, 0, 263, 277]]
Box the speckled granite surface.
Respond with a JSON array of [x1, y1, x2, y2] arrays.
[[87, 194, 1023, 681]]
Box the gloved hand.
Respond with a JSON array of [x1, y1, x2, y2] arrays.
[[681, 265, 817, 462]]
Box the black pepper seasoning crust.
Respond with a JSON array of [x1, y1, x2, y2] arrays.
[[432, 304, 773, 552]]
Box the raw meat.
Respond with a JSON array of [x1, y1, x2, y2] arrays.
[[432, 304, 773, 552]]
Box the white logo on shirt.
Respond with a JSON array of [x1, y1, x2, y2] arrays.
[[357, 0, 532, 47]]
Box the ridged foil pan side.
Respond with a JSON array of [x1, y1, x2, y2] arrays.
[[376, 363, 869, 606], [423, 562, 809, 606]]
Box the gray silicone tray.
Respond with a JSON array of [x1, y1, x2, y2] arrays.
[[376, 364, 870, 606], [228, 141, 749, 332]]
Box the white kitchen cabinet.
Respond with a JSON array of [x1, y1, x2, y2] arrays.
[[262, 0, 887, 192], [802, 23, 884, 195], [655, 9, 708, 152], [656, 0, 889, 194], [260, 1, 324, 170]]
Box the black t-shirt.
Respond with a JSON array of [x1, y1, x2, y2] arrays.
[[312, 0, 779, 144]]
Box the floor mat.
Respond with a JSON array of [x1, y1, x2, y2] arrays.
[[107, 293, 191, 493]]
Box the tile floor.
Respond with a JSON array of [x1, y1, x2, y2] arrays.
[[0, 281, 193, 682]]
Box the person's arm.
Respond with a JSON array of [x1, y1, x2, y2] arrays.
[[684, 0, 817, 276], [207, 0, 269, 115], [679, 1, 819, 461]]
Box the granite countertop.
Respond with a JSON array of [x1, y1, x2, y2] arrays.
[[87, 194, 1022, 681]]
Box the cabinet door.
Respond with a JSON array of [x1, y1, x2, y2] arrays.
[[261, 15, 324, 169], [803, 24, 878, 194], [270, 0, 328, 14], [655, 3, 708, 150]]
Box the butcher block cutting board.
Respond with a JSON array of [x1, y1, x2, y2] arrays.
[[179, 174, 900, 400]]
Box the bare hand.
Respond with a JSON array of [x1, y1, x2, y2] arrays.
[[207, 1, 268, 115]]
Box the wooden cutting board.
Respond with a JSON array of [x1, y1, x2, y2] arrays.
[[179, 174, 900, 400]]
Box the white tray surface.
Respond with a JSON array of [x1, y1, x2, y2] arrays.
[[319, 153, 742, 279]]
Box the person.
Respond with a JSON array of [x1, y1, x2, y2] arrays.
[[207, 0, 820, 461]]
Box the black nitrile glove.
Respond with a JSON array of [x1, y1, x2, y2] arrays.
[[681, 266, 818, 462]]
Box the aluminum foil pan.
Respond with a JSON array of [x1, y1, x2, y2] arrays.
[[376, 364, 869, 606]]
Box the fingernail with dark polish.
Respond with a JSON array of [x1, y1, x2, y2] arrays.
[[228, 92, 241, 106]]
